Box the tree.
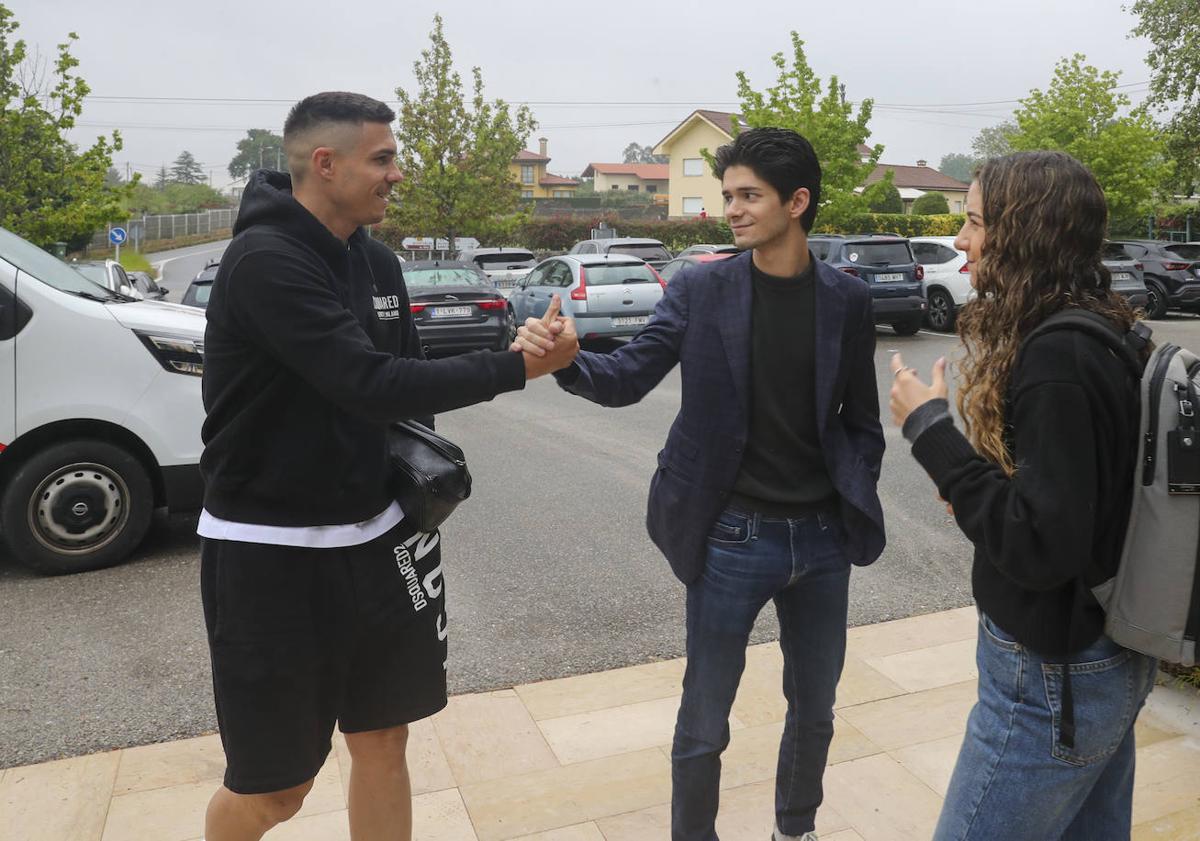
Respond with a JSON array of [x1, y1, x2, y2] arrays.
[[126, 181, 229, 215], [170, 150, 205, 185], [862, 171, 903, 214], [229, 128, 286, 179], [390, 15, 536, 249], [622, 141, 667, 164], [1008, 53, 1170, 228], [730, 33, 881, 229], [0, 3, 127, 247], [971, 121, 1016, 160], [153, 164, 169, 189], [937, 153, 978, 183], [1130, 0, 1200, 195], [911, 191, 950, 214]]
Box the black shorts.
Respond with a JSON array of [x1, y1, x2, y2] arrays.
[[200, 517, 447, 794]]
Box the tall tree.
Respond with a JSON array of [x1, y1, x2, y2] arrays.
[[729, 33, 881, 228], [153, 164, 169, 189], [0, 3, 127, 247], [390, 15, 536, 249], [1130, 0, 1200, 195], [971, 121, 1016, 160], [170, 150, 204, 185], [622, 141, 667, 164], [1008, 53, 1170, 228], [228, 128, 286, 178], [937, 152, 978, 183]]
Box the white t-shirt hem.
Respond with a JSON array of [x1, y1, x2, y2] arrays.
[[196, 501, 405, 548]]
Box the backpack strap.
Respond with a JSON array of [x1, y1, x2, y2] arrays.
[[1021, 309, 1150, 379]]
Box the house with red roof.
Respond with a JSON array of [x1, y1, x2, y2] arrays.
[[580, 162, 670, 199], [509, 138, 580, 199]]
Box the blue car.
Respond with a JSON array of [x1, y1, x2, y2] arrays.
[[809, 235, 926, 335]]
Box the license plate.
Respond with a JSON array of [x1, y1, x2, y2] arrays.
[[612, 315, 649, 327], [874, 273, 905, 282], [430, 306, 472, 318], [1113, 272, 1132, 281]]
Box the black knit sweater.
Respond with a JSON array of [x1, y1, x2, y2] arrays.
[[909, 327, 1139, 656]]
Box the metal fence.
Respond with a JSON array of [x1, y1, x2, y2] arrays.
[[88, 208, 240, 251]]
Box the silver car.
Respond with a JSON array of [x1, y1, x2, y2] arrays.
[[509, 254, 665, 340], [72, 259, 144, 300]]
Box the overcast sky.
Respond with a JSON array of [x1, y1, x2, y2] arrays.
[[8, 0, 1156, 189]]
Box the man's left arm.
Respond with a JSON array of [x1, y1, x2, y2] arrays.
[[841, 293, 885, 480], [392, 255, 435, 429]]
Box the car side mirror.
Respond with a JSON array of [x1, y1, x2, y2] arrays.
[[158, 287, 170, 294]]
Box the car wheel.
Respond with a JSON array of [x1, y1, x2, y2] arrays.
[[1144, 280, 1169, 319], [499, 306, 518, 349], [0, 440, 154, 575], [892, 318, 922, 336], [925, 289, 956, 332]]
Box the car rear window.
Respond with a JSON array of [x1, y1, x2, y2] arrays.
[[1102, 242, 1130, 260], [473, 252, 535, 267], [844, 242, 913, 266], [1166, 244, 1200, 261], [190, 283, 212, 305], [609, 244, 671, 261], [809, 241, 831, 260], [587, 263, 659, 285], [403, 268, 488, 287]]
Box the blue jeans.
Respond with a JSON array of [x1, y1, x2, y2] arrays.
[[671, 507, 851, 841], [934, 612, 1158, 841]]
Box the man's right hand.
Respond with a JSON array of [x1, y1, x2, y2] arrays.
[[518, 295, 579, 379]]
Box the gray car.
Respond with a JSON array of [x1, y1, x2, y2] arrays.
[[1100, 243, 1150, 312], [72, 259, 143, 299], [567, 237, 673, 270], [509, 254, 665, 340], [674, 243, 740, 258]]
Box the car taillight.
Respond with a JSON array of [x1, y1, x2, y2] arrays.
[[1135, 263, 1144, 271], [959, 263, 971, 273], [840, 266, 860, 277], [410, 304, 426, 313], [915, 265, 925, 281], [1163, 261, 1191, 271], [476, 299, 506, 310], [649, 265, 667, 289], [571, 266, 588, 300]]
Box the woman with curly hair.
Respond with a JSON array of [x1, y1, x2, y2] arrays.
[[889, 150, 1158, 841]]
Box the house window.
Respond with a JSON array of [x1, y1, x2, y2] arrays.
[[683, 158, 704, 176], [953, 200, 963, 213], [611, 185, 620, 190], [682, 197, 704, 215], [552, 190, 571, 198], [521, 165, 534, 185], [627, 185, 639, 192], [646, 185, 657, 194], [521, 190, 533, 198]]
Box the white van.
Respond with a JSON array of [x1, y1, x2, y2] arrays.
[[0, 225, 206, 574]]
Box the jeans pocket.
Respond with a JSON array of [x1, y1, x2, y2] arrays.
[[1041, 646, 1137, 767], [707, 510, 751, 545], [979, 612, 1021, 652]]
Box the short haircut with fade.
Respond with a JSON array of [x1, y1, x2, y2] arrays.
[[713, 127, 822, 232], [283, 92, 396, 177]]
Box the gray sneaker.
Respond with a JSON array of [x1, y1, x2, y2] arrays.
[[772, 830, 818, 841]]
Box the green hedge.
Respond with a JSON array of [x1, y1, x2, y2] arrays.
[[816, 213, 966, 237]]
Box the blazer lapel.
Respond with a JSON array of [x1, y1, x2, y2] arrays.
[[717, 252, 753, 419], [813, 261, 846, 439]]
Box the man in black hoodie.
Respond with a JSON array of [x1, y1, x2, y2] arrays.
[[198, 92, 576, 841]]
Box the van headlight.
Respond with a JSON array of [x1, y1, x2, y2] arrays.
[[135, 331, 204, 376]]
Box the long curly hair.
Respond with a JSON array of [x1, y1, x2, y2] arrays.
[[955, 151, 1136, 475]]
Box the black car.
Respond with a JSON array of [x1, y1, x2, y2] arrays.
[[402, 260, 515, 356], [127, 270, 169, 300], [1100, 243, 1150, 312], [809, 235, 926, 335], [181, 261, 219, 310], [1107, 240, 1200, 318]]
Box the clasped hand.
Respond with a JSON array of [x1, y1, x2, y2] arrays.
[[513, 294, 579, 378]]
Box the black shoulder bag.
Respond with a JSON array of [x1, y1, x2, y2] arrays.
[[387, 420, 472, 533]]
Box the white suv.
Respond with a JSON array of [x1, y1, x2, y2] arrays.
[[909, 236, 973, 332], [0, 225, 206, 574]]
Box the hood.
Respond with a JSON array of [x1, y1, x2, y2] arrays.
[[234, 169, 367, 264], [106, 299, 207, 338]]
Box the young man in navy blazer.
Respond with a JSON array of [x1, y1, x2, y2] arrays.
[[517, 128, 885, 841]]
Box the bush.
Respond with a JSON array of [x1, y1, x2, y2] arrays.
[[863, 179, 903, 214], [911, 192, 950, 214], [813, 213, 966, 237]]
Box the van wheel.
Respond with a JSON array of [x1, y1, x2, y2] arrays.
[[0, 440, 154, 575]]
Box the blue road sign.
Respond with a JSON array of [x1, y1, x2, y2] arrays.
[[109, 227, 127, 246]]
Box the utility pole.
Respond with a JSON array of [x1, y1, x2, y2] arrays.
[[276, 146, 281, 171]]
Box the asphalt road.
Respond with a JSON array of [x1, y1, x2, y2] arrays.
[[4, 254, 1200, 768]]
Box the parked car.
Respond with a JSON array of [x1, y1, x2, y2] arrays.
[[674, 244, 740, 259], [180, 260, 219, 310], [1165, 242, 1200, 261], [72, 259, 144, 300], [1107, 239, 1200, 318], [909, 236, 971, 332], [809, 235, 926, 335], [658, 252, 736, 283], [567, 237, 673, 270], [0, 224, 207, 574], [509, 254, 665, 341], [127, 270, 169, 301], [1100, 242, 1150, 312], [401, 260, 514, 356], [455, 247, 537, 293]]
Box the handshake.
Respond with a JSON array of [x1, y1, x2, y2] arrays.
[[511, 294, 580, 379]]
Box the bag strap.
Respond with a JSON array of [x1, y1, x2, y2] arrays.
[[1021, 309, 1150, 379]]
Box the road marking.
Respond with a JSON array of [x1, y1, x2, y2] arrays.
[[150, 245, 228, 275]]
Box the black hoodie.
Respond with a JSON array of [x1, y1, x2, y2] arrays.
[[200, 171, 526, 527]]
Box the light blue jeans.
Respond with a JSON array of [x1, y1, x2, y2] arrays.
[[933, 611, 1158, 841]]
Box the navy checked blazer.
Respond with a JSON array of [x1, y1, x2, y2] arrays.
[[555, 249, 886, 585]]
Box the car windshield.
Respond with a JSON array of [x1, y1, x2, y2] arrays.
[[74, 264, 108, 285], [844, 242, 912, 266], [586, 263, 659, 285], [188, 283, 212, 305], [0, 226, 118, 298], [403, 267, 488, 287], [473, 252, 535, 267], [609, 243, 671, 261], [1166, 244, 1200, 261]]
